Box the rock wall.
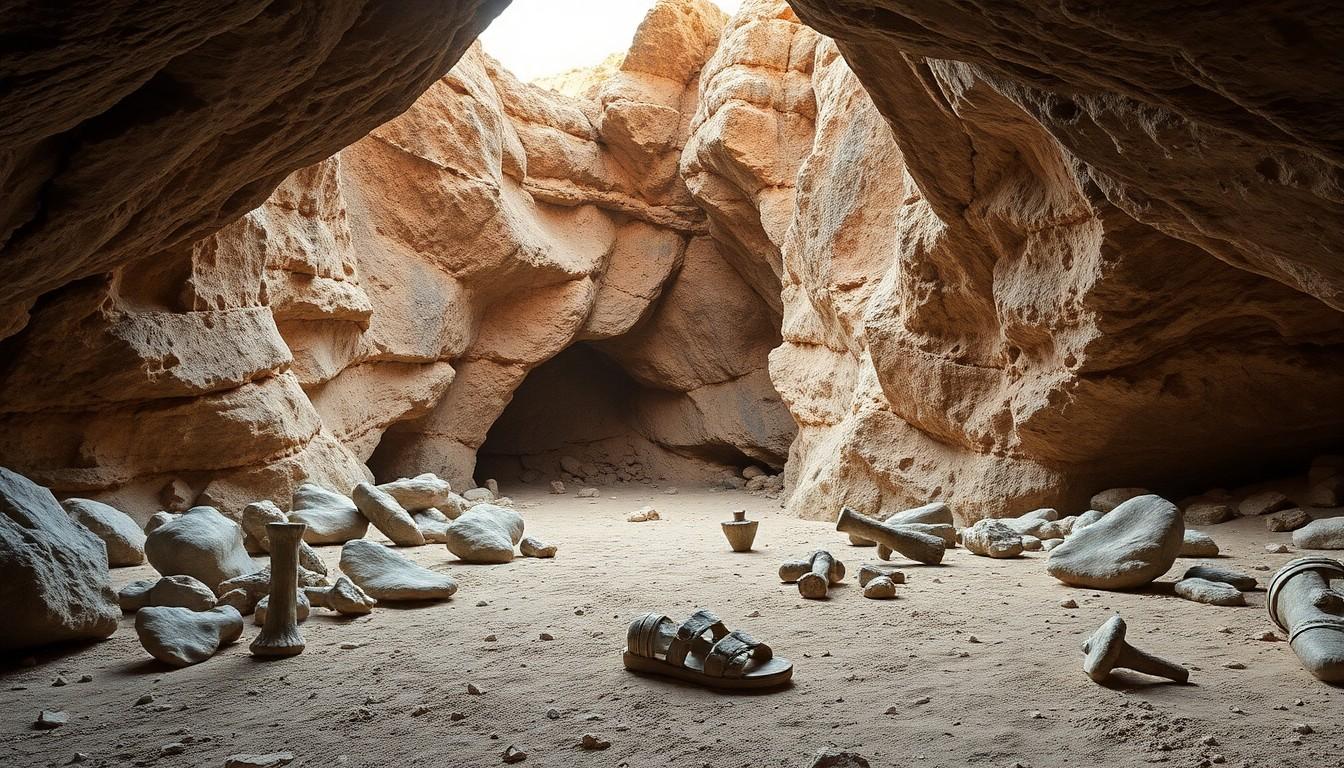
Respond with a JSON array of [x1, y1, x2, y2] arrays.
[[1, 0, 1340, 524], [0, 0, 795, 517]]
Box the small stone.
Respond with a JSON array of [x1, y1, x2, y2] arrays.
[[450, 712, 466, 721], [1238, 490, 1293, 517], [1060, 599, 1078, 609], [484, 634, 497, 642], [519, 537, 557, 558], [1180, 529, 1220, 557], [627, 506, 660, 522], [224, 754, 295, 768], [502, 745, 527, 763], [160, 742, 187, 756], [1293, 723, 1313, 734], [1256, 631, 1282, 642], [968, 635, 981, 643], [747, 610, 761, 617], [663, 487, 679, 495], [807, 748, 870, 768], [539, 633, 554, 641], [1223, 662, 1246, 669], [862, 575, 898, 599], [1174, 577, 1246, 606], [52, 675, 68, 686], [1265, 543, 1290, 553], [577, 488, 599, 498], [67, 753, 89, 764], [467, 683, 482, 695], [134, 693, 155, 706], [35, 710, 68, 729], [549, 481, 566, 495], [546, 708, 560, 720], [77, 674, 92, 683], [913, 696, 931, 705], [1091, 487, 1150, 513], [411, 705, 430, 717], [1200, 736, 1219, 746], [580, 734, 610, 750]]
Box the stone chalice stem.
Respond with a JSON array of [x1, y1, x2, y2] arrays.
[[1267, 556, 1344, 683], [250, 521, 307, 657]]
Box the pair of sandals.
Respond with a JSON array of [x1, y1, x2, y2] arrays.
[[623, 609, 793, 690]]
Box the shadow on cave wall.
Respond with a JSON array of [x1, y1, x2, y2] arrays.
[[475, 343, 756, 489]]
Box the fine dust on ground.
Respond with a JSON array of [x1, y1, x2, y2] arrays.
[[2, 487, 1341, 768]]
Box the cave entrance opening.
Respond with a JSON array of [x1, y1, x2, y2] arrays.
[[474, 343, 758, 492]]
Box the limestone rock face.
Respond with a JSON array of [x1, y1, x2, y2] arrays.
[[144, 507, 255, 591], [1047, 495, 1184, 590], [63, 498, 146, 566], [0, 468, 120, 651]]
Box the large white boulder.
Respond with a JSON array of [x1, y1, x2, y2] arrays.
[[63, 497, 146, 566], [144, 506, 255, 591]]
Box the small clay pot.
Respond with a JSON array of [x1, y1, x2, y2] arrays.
[[721, 510, 758, 552]]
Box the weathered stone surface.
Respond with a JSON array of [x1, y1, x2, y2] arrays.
[[1047, 495, 1183, 589], [377, 474, 453, 512], [1239, 490, 1294, 518], [1183, 565, 1257, 592], [519, 536, 557, 558], [134, 606, 243, 668], [1266, 509, 1313, 533], [289, 483, 367, 545], [1090, 490, 1151, 515], [1293, 519, 1344, 550], [254, 591, 311, 626], [413, 509, 453, 544], [444, 504, 524, 564], [144, 506, 255, 591], [351, 482, 424, 547], [63, 498, 145, 566], [0, 468, 119, 650], [304, 576, 376, 616], [119, 575, 216, 613], [1179, 530, 1220, 558], [962, 520, 1024, 559], [1183, 499, 1235, 526], [1174, 578, 1245, 607], [339, 540, 457, 601]]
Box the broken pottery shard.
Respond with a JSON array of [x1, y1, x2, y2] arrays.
[[377, 473, 453, 512], [444, 503, 523, 563], [962, 519, 1024, 558], [1292, 518, 1344, 550], [1267, 557, 1344, 682], [863, 575, 898, 599], [304, 576, 376, 615], [1047, 495, 1183, 590], [119, 575, 217, 612], [1, 467, 119, 651], [352, 482, 424, 547], [289, 483, 368, 545], [1081, 615, 1188, 684], [339, 539, 457, 601], [1174, 577, 1246, 606], [1183, 565, 1257, 591], [251, 522, 307, 656], [1090, 488, 1150, 513], [1266, 508, 1313, 532], [62, 498, 146, 566], [134, 605, 243, 668], [1238, 490, 1294, 517], [413, 509, 452, 544], [835, 507, 944, 565], [1180, 529, 1220, 557], [144, 506, 255, 591], [519, 536, 557, 558]]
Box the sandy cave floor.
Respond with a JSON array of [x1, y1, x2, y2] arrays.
[[2, 487, 1342, 768]]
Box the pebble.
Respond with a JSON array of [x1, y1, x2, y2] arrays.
[[502, 745, 527, 763], [484, 635, 497, 642], [467, 684, 483, 695], [1293, 723, 1313, 734], [339, 643, 364, 650], [78, 675, 92, 683], [223, 754, 295, 768], [159, 742, 187, 756], [1201, 736, 1219, 746], [546, 709, 560, 720], [913, 696, 931, 705], [450, 712, 466, 721], [580, 734, 611, 750], [748, 610, 762, 618], [68, 753, 89, 764], [1059, 599, 1078, 609], [968, 635, 981, 643], [52, 676, 68, 687], [1255, 631, 1282, 642], [1265, 544, 1290, 553], [411, 705, 430, 717], [539, 633, 554, 641], [134, 693, 155, 706], [1223, 662, 1246, 669], [476, 601, 489, 607]]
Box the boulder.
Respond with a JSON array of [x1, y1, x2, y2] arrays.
[[519, 536, 557, 558], [1047, 495, 1183, 589], [1305, 476, 1344, 508], [377, 473, 453, 512], [1090, 488, 1150, 513], [1073, 509, 1106, 531], [351, 482, 424, 546], [444, 504, 524, 564], [144, 506, 255, 591], [144, 511, 176, 533], [962, 519, 1024, 558], [1179, 530, 1220, 557], [1266, 508, 1313, 532], [0, 468, 120, 650], [289, 483, 368, 545], [1238, 490, 1294, 517], [62, 498, 146, 566], [1292, 518, 1344, 550], [216, 565, 328, 603], [1183, 498, 1235, 526], [134, 605, 243, 667], [1183, 565, 1257, 591], [1174, 577, 1245, 606], [413, 509, 453, 544], [339, 540, 458, 600], [462, 487, 495, 502], [437, 492, 470, 520], [119, 575, 217, 612], [239, 499, 287, 554]]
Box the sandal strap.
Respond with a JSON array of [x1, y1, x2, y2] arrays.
[[704, 630, 772, 678], [626, 612, 670, 659], [667, 609, 728, 667]]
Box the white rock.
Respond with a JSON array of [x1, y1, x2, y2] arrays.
[[134, 605, 243, 667], [1047, 495, 1183, 589], [1, 468, 119, 651], [1180, 529, 1220, 557], [339, 540, 457, 601], [962, 519, 1024, 558], [462, 487, 495, 502], [519, 536, 556, 558], [144, 506, 255, 591], [62, 498, 145, 566], [352, 482, 424, 547], [577, 488, 599, 498], [119, 575, 216, 612], [444, 504, 523, 564], [1292, 518, 1344, 549], [1174, 577, 1246, 606], [288, 483, 367, 544], [377, 473, 453, 512]]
